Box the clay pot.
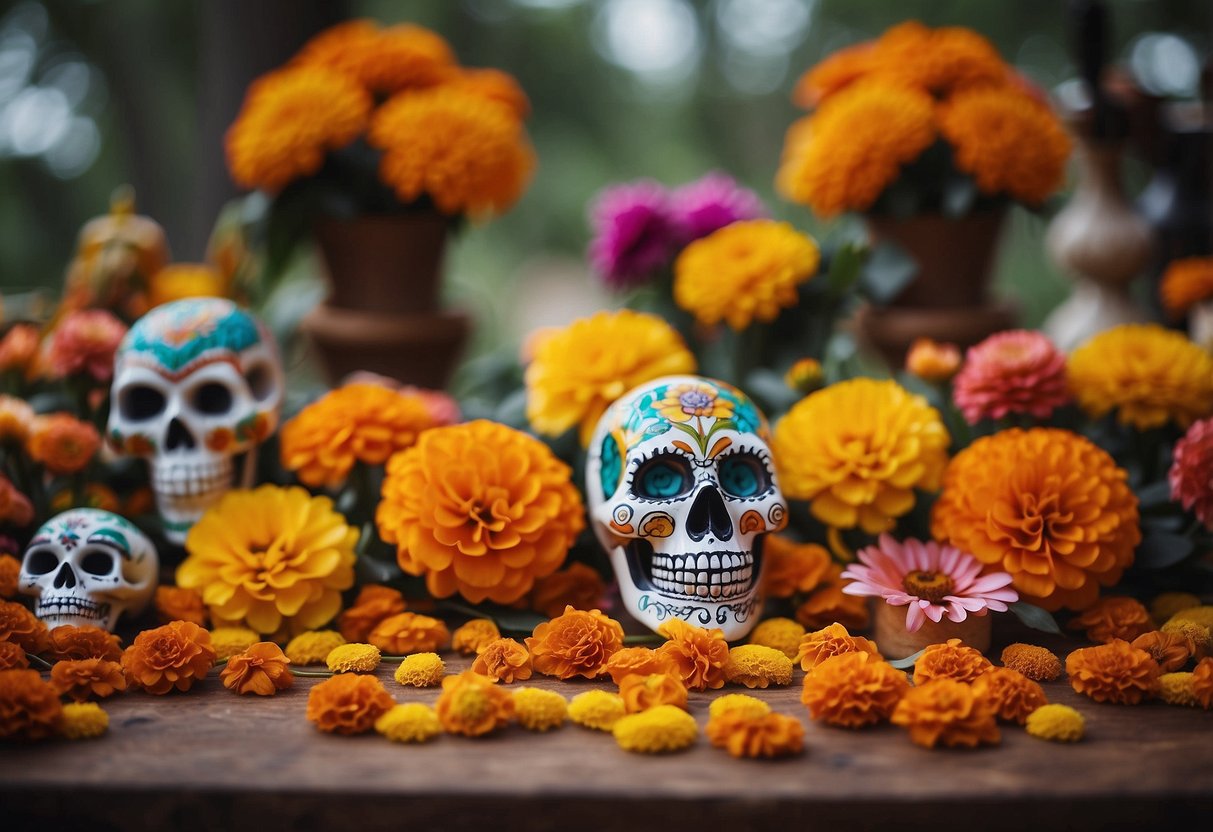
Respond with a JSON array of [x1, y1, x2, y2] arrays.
[[873, 601, 992, 661]]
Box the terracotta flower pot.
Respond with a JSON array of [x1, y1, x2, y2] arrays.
[[873, 600, 992, 660]]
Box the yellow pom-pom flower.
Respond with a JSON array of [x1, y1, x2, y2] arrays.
[[512, 687, 568, 731], [210, 627, 260, 661], [708, 693, 772, 720], [375, 703, 442, 743], [1159, 672, 1198, 707], [452, 619, 501, 655], [774, 378, 949, 533], [1025, 703, 1084, 743], [1151, 593, 1202, 624], [285, 630, 346, 665], [1170, 606, 1213, 631], [724, 645, 794, 689], [568, 689, 627, 731], [749, 618, 807, 660], [613, 704, 698, 754], [326, 643, 382, 673], [56, 701, 108, 740], [394, 653, 445, 688], [673, 220, 819, 331]]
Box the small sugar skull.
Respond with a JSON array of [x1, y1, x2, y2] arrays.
[[586, 375, 786, 640], [19, 509, 158, 632], [108, 298, 283, 544]]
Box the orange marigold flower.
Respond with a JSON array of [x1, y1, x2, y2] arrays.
[[527, 606, 624, 680], [26, 413, 100, 475], [784, 357, 825, 395], [378, 420, 585, 605], [48, 625, 122, 662], [0, 600, 50, 654], [471, 637, 533, 683], [0, 640, 27, 669], [884, 23, 1009, 96], [530, 562, 606, 619], [50, 483, 120, 515], [1161, 256, 1213, 317], [801, 651, 909, 727], [906, 338, 962, 384], [1131, 630, 1194, 674], [619, 673, 688, 713], [1000, 643, 1062, 681], [795, 568, 871, 631], [792, 41, 881, 107], [435, 670, 515, 737], [147, 263, 229, 308], [655, 619, 730, 691], [971, 667, 1047, 724], [280, 383, 437, 489], [120, 620, 216, 695], [0, 324, 40, 375], [762, 535, 832, 599], [1066, 639, 1161, 704], [369, 88, 534, 218], [220, 642, 293, 696], [45, 309, 127, 383], [295, 20, 456, 95], [1193, 657, 1213, 709], [524, 309, 696, 445], [796, 622, 881, 672], [306, 672, 394, 734], [892, 677, 1000, 749], [154, 586, 208, 627], [777, 81, 936, 218], [445, 67, 530, 119], [603, 646, 679, 685], [913, 638, 993, 685], [705, 710, 805, 759], [0, 476, 32, 528], [1068, 323, 1213, 431], [337, 584, 406, 643], [225, 65, 371, 192], [368, 612, 450, 655], [452, 618, 501, 655], [50, 658, 127, 701], [0, 669, 62, 740], [0, 395, 35, 445], [931, 428, 1140, 612], [1069, 596, 1154, 644]]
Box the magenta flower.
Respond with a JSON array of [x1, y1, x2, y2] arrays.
[[587, 180, 678, 290], [841, 534, 1018, 633], [670, 171, 768, 243], [1170, 416, 1213, 530], [951, 329, 1069, 424]]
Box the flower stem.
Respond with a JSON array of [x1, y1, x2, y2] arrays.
[[26, 653, 54, 670], [292, 669, 335, 678]]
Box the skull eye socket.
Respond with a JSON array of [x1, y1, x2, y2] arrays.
[[719, 454, 768, 498], [245, 363, 274, 402], [119, 385, 166, 421], [634, 454, 694, 500], [193, 382, 233, 415], [80, 550, 115, 576], [24, 549, 59, 575]]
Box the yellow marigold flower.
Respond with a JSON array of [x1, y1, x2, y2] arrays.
[[612, 704, 698, 754], [774, 378, 949, 534], [777, 81, 936, 218], [1025, 703, 1084, 742], [906, 338, 962, 384], [393, 653, 445, 688], [762, 537, 832, 600], [784, 357, 825, 395], [281, 383, 437, 488], [749, 618, 806, 660], [369, 88, 534, 217], [452, 619, 501, 655], [1068, 324, 1213, 430], [619, 673, 688, 713], [295, 20, 456, 94], [706, 710, 805, 759], [999, 643, 1062, 682], [938, 87, 1070, 204], [148, 263, 229, 309], [1152, 592, 1202, 625], [55, 701, 108, 740], [568, 689, 626, 731], [375, 702, 442, 744], [435, 670, 514, 737], [932, 428, 1139, 612], [326, 643, 382, 674], [1170, 606, 1213, 631], [725, 645, 794, 689], [672, 220, 819, 331], [525, 309, 696, 445], [796, 622, 881, 673], [285, 630, 346, 665], [210, 627, 260, 661], [225, 65, 371, 192], [378, 420, 585, 604], [178, 485, 357, 635], [1160, 256, 1213, 317], [1158, 672, 1199, 707], [708, 693, 771, 720], [512, 687, 568, 731]]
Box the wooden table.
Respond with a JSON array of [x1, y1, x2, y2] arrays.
[[3, 633, 1211, 832]]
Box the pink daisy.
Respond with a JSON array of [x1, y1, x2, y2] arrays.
[[951, 329, 1069, 424], [1170, 416, 1213, 530], [841, 534, 1018, 633]]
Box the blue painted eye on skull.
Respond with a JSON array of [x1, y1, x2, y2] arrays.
[[719, 453, 768, 498], [635, 453, 694, 500]]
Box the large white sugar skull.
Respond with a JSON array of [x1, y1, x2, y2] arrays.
[[108, 298, 283, 543], [19, 509, 158, 631], [586, 375, 786, 640]]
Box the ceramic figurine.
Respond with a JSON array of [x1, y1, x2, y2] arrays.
[[585, 375, 786, 641]]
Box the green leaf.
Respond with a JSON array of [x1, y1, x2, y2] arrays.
[[888, 649, 924, 670], [826, 241, 867, 297], [1010, 601, 1062, 634], [1135, 531, 1195, 569], [437, 601, 546, 634], [859, 240, 918, 304]]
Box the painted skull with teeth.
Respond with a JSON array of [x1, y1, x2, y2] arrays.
[[108, 298, 283, 544], [586, 375, 786, 640], [19, 508, 158, 632]]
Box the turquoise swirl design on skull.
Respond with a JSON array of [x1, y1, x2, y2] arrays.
[[120, 298, 261, 374]]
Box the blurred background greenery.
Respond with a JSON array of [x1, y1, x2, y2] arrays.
[[0, 0, 1209, 376]]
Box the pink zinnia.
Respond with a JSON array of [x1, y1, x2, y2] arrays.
[[1170, 416, 1213, 530], [670, 171, 767, 243], [841, 534, 1018, 633], [587, 179, 679, 290], [951, 329, 1068, 424], [46, 310, 127, 383]]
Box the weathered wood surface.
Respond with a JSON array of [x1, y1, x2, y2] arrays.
[[2, 631, 1211, 832]]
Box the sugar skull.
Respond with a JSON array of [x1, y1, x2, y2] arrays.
[[19, 509, 158, 632], [586, 375, 786, 640], [108, 298, 283, 544]]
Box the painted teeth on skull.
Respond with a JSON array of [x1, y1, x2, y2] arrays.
[[645, 550, 755, 599], [151, 457, 234, 498]]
